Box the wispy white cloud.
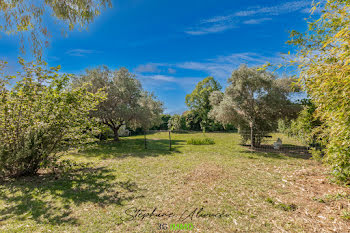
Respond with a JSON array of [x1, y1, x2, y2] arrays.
[[66, 49, 99, 57], [134, 63, 160, 73], [176, 52, 281, 80], [186, 1, 311, 35], [141, 74, 176, 82], [137, 74, 202, 93], [234, 1, 310, 17], [200, 15, 232, 24], [243, 17, 272, 25], [134, 63, 179, 74], [168, 68, 176, 74], [185, 23, 236, 35], [177, 61, 231, 80], [135, 52, 282, 86], [138, 74, 201, 85]]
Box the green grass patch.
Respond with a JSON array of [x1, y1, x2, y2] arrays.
[[186, 137, 215, 145], [265, 197, 297, 211], [0, 132, 347, 232], [342, 210, 350, 220]]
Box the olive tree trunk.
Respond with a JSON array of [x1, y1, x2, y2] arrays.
[[111, 125, 121, 141]]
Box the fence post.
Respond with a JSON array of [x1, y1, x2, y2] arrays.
[[250, 121, 254, 149], [169, 130, 172, 151]]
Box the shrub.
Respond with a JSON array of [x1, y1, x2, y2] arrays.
[[186, 138, 215, 145], [277, 118, 291, 134], [0, 59, 104, 178], [287, 100, 322, 146], [287, 0, 350, 182]]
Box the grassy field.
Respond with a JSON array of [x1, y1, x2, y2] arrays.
[[0, 132, 349, 232]]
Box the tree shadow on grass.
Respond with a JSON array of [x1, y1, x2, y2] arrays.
[[240, 144, 311, 160], [0, 167, 144, 225], [74, 138, 185, 159], [239, 150, 287, 159]]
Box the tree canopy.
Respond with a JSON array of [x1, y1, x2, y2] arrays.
[[185, 76, 221, 131], [73, 66, 163, 141], [209, 65, 300, 146], [0, 0, 112, 58], [168, 114, 182, 131], [0, 59, 104, 177]]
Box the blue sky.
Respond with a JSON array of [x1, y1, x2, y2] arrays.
[[0, 0, 315, 114]]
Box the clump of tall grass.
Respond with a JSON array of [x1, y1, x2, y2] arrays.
[[187, 138, 215, 145]]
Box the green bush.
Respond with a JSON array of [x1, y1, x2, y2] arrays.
[[287, 1, 350, 182], [186, 138, 215, 145], [277, 118, 291, 134], [0, 59, 104, 178], [287, 100, 322, 146]]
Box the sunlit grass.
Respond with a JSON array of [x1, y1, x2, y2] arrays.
[[0, 132, 349, 232]]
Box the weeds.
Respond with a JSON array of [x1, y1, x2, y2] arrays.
[[186, 138, 215, 145]]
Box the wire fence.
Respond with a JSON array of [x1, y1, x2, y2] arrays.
[[122, 129, 311, 158], [136, 130, 237, 151], [238, 131, 311, 159]]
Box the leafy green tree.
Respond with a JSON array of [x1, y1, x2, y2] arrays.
[[0, 0, 112, 58], [209, 65, 300, 147], [185, 77, 222, 132], [182, 110, 201, 131], [180, 115, 187, 130], [137, 91, 164, 131], [150, 114, 171, 130], [73, 66, 163, 141], [168, 114, 182, 131], [287, 0, 350, 181], [0, 59, 104, 177], [287, 99, 322, 146]]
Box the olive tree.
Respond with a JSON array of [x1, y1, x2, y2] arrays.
[[73, 66, 163, 141], [137, 91, 164, 130], [209, 65, 300, 147]]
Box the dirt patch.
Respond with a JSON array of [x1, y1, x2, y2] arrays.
[[150, 138, 161, 141], [183, 163, 226, 185], [164, 163, 228, 206], [271, 164, 350, 231]]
